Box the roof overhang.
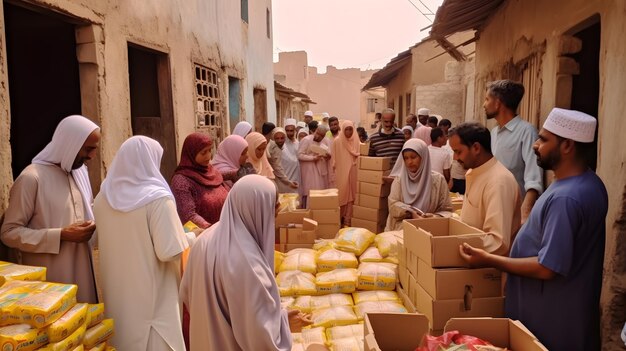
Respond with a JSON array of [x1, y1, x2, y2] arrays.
[[274, 81, 316, 104], [362, 49, 412, 90]]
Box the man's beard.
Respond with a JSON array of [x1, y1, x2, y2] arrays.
[[485, 109, 497, 120], [536, 150, 560, 170]]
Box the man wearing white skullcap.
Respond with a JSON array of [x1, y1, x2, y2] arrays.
[[282, 118, 301, 193], [414, 107, 432, 145], [459, 107, 606, 351], [1, 115, 100, 303], [303, 110, 314, 124]]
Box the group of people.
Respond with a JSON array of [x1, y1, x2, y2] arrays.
[[0, 78, 607, 350]]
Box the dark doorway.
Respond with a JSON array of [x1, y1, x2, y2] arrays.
[[5, 2, 82, 178], [127, 44, 177, 181], [253, 88, 267, 133], [228, 77, 241, 133], [568, 19, 600, 170]]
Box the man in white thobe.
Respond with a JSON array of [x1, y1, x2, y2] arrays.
[[298, 125, 332, 208]]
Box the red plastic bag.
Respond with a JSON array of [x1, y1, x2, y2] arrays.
[[415, 330, 493, 351]]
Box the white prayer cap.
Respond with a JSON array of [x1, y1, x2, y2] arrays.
[[417, 108, 430, 116], [296, 121, 307, 129], [285, 118, 297, 127], [322, 112, 330, 118], [543, 107, 597, 143], [304, 110, 314, 117]]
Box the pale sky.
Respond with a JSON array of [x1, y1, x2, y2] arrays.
[[272, 0, 445, 73]]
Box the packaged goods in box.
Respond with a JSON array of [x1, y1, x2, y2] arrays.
[[352, 206, 388, 224], [417, 260, 502, 300], [0, 324, 48, 351], [275, 209, 311, 226], [364, 313, 429, 351], [374, 231, 401, 258], [329, 336, 364, 350], [311, 208, 341, 224], [358, 182, 392, 197], [315, 269, 358, 294], [310, 306, 359, 328], [317, 224, 341, 239], [309, 189, 339, 209], [358, 157, 392, 171], [47, 303, 88, 343], [291, 326, 327, 345], [326, 324, 364, 342], [359, 247, 398, 264], [359, 143, 369, 155], [2, 283, 78, 328], [316, 249, 358, 272], [86, 304, 104, 328], [292, 294, 353, 313], [278, 193, 300, 212], [83, 319, 114, 349], [352, 291, 400, 305], [350, 218, 384, 235], [357, 263, 397, 291], [413, 283, 504, 331], [276, 271, 317, 297], [37, 322, 86, 351], [279, 250, 317, 274], [403, 218, 489, 268], [335, 228, 376, 256], [354, 301, 407, 319], [443, 318, 549, 351], [0, 262, 47, 285], [357, 169, 391, 185], [357, 194, 388, 210]]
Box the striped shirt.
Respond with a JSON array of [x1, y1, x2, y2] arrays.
[[368, 128, 405, 162]]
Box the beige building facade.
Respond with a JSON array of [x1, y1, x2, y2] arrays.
[[0, 0, 276, 213], [430, 0, 626, 349]]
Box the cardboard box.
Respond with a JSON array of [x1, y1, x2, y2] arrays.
[[407, 250, 419, 279], [414, 283, 504, 331], [357, 194, 388, 210], [417, 259, 502, 300], [350, 217, 384, 234], [398, 266, 409, 291], [396, 285, 416, 313], [317, 223, 341, 239], [359, 142, 369, 155], [398, 246, 407, 267], [444, 318, 549, 351], [309, 189, 340, 209], [358, 181, 392, 197], [359, 156, 392, 171], [275, 209, 311, 226], [357, 169, 391, 184], [403, 218, 489, 268], [311, 208, 341, 224], [364, 313, 429, 351], [451, 201, 463, 212], [352, 205, 388, 224], [407, 271, 418, 306]]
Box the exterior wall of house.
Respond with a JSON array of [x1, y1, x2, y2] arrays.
[[473, 0, 626, 348]]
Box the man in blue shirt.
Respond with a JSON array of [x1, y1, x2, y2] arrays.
[[484, 80, 543, 223], [459, 107, 606, 351]]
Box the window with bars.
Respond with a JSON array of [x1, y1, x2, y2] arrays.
[[194, 64, 222, 139]]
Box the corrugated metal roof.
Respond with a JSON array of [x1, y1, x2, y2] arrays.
[[361, 49, 412, 90]]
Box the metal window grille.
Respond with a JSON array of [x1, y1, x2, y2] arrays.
[[194, 64, 222, 142]]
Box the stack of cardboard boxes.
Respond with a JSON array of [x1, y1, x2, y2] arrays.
[[275, 209, 318, 252], [308, 189, 341, 239], [352, 156, 393, 234], [399, 217, 505, 334]]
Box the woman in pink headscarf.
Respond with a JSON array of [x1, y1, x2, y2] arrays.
[[331, 120, 360, 226], [245, 132, 275, 180], [171, 133, 229, 230], [212, 134, 256, 189]]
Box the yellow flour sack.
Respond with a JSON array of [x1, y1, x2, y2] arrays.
[[0, 324, 49, 351], [316, 249, 358, 272], [275, 271, 317, 297], [334, 228, 375, 256], [356, 263, 397, 291], [0, 281, 46, 299], [278, 193, 300, 212], [71, 345, 84, 351], [279, 250, 317, 274], [353, 301, 407, 320], [4, 283, 78, 328], [83, 319, 114, 349], [291, 326, 327, 345], [313, 239, 336, 251], [329, 336, 364, 351], [315, 269, 358, 295], [36, 322, 86, 351], [351, 291, 400, 305], [358, 247, 398, 264], [292, 294, 353, 314], [86, 304, 105, 328], [291, 342, 329, 351], [374, 231, 401, 258], [325, 324, 364, 343], [274, 251, 285, 274], [87, 342, 106, 351], [46, 303, 88, 343], [310, 306, 358, 328], [280, 296, 295, 309], [0, 262, 47, 286]]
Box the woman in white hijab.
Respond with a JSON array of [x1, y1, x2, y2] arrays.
[[385, 139, 452, 231], [94, 136, 193, 351], [232, 121, 253, 137], [180, 175, 311, 350]]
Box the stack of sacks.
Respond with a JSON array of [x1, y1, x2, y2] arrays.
[[352, 157, 392, 233], [0, 262, 115, 351], [308, 189, 341, 239], [402, 218, 504, 334], [275, 227, 410, 351]]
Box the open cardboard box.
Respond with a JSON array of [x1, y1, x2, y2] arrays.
[[309, 189, 340, 209], [403, 218, 489, 268], [278, 218, 318, 244], [358, 156, 392, 171], [417, 259, 502, 300], [275, 209, 311, 226], [444, 318, 549, 350]]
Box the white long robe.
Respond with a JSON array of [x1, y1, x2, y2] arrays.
[[297, 135, 331, 197], [281, 138, 301, 192]]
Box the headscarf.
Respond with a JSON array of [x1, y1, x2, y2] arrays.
[[232, 121, 253, 137], [389, 139, 432, 212], [285, 118, 297, 127], [332, 120, 360, 162], [245, 132, 275, 179], [174, 133, 223, 187], [100, 136, 173, 212], [32, 115, 99, 220], [402, 125, 414, 135], [296, 121, 307, 129], [211, 135, 248, 173]]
